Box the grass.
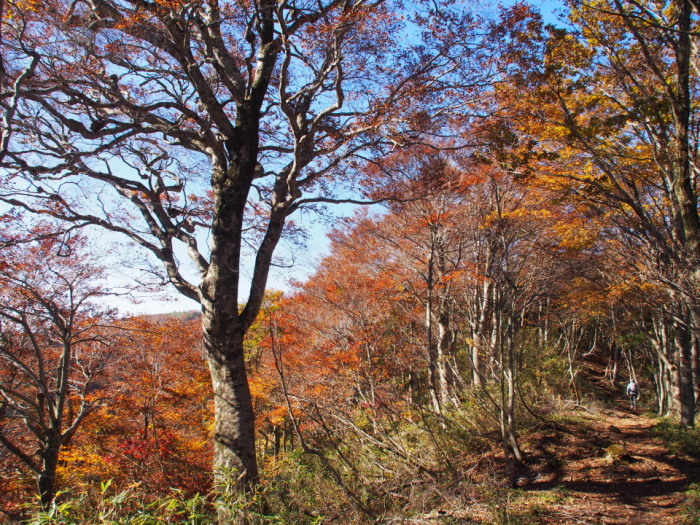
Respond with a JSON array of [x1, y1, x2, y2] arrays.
[[652, 418, 700, 459], [473, 485, 574, 525], [683, 483, 700, 525], [25, 485, 214, 524], [652, 419, 700, 524]]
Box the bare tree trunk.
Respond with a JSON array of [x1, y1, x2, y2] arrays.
[[472, 280, 493, 388], [200, 131, 274, 509], [662, 362, 673, 416], [505, 317, 523, 463], [652, 315, 675, 416], [537, 298, 549, 349], [676, 322, 696, 427], [562, 321, 583, 405], [605, 342, 620, 385], [38, 438, 61, 508], [498, 350, 521, 486], [505, 364, 523, 463], [690, 306, 700, 408], [203, 315, 259, 511], [426, 249, 442, 413], [437, 308, 458, 408], [693, 335, 700, 401], [426, 326, 442, 414], [652, 364, 663, 415]]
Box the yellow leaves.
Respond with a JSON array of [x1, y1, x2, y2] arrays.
[[249, 375, 272, 401], [57, 444, 118, 488], [607, 278, 662, 304], [500, 207, 553, 221], [4, 0, 58, 23], [545, 29, 593, 71], [11, 0, 44, 14], [153, 0, 187, 9], [555, 215, 600, 251], [266, 406, 287, 427]]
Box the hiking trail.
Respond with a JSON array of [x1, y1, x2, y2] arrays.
[[515, 405, 700, 524]]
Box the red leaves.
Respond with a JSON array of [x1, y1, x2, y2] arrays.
[[116, 430, 177, 463]]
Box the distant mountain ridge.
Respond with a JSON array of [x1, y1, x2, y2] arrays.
[[139, 310, 201, 323]]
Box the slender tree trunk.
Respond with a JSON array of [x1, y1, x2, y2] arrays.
[[274, 426, 281, 460], [676, 323, 696, 427], [537, 298, 549, 349], [437, 308, 457, 408], [505, 362, 522, 463], [505, 317, 523, 463], [425, 249, 442, 413], [690, 305, 700, 408], [472, 280, 493, 388], [652, 315, 674, 416], [661, 364, 669, 416], [488, 308, 500, 382], [426, 309, 441, 413], [498, 331, 521, 487], [652, 365, 662, 415], [498, 355, 512, 483], [693, 330, 699, 408], [606, 342, 620, 384], [564, 322, 582, 405]]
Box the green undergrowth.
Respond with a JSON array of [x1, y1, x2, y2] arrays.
[[26, 482, 579, 525], [652, 419, 700, 525], [652, 418, 700, 458], [683, 482, 700, 525], [25, 482, 212, 524]]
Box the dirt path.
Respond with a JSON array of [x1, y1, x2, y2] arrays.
[[519, 406, 700, 524]]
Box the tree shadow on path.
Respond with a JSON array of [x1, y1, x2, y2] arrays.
[[520, 407, 700, 523]]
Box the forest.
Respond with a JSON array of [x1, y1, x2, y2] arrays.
[[1, 0, 700, 523]]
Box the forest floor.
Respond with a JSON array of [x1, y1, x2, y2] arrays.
[[429, 403, 700, 524]]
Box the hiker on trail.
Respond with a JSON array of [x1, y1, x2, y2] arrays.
[[626, 379, 638, 409]]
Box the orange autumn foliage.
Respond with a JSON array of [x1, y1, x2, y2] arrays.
[[59, 315, 213, 498]]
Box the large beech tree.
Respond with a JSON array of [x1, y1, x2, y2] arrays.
[[0, 0, 491, 500]]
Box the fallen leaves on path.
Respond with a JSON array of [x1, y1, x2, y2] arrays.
[[513, 407, 699, 524]]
